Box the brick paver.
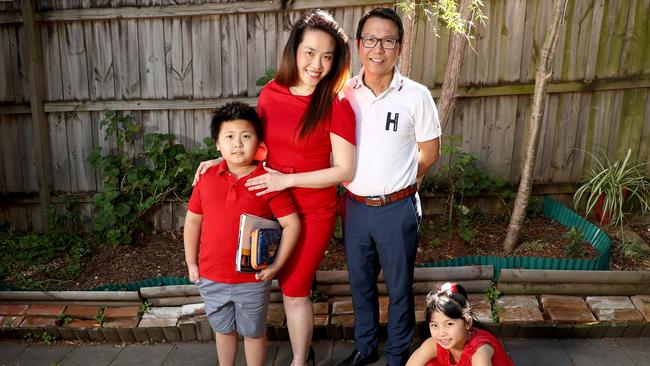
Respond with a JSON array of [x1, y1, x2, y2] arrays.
[[332, 300, 354, 315], [66, 319, 102, 329], [103, 318, 140, 329], [179, 303, 205, 319], [330, 314, 354, 326], [0, 305, 29, 316], [313, 302, 329, 315], [143, 307, 181, 319], [469, 294, 493, 323], [0, 315, 24, 328], [541, 295, 596, 323], [314, 314, 329, 327], [139, 317, 178, 328], [631, 295, 650, 321], [498, 295, 544, 324], [104, 306, 141, 320], [586, 296, 645, 322], [65, 305, 101, 320], [25, 304, 66, 318], [267, 302, 285, 326], [499, 308, 545, 323], [19, 317, 58, 327]]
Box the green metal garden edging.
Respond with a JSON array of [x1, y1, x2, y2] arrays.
[[88, 276, 192, 291], [417, 196, 612, 280]]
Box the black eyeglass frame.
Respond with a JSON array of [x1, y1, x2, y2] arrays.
[[359, 36, 400, 50]]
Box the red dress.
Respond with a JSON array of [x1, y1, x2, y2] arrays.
[[257, 80, 356, 297], [425, 329, 514, 366]]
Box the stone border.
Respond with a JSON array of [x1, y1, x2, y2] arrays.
[[2, 294, 649, 343], [2, 266, 650, 342], [499, 269, 650, 296]]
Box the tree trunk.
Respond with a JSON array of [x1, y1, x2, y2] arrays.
[[398, 6, 416, 77], [438, 0, 472, 131], [503, 0, 568, 253]]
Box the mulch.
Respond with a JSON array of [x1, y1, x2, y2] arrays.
[[63, 214, 614, 291]]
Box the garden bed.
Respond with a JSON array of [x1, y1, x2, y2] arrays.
[[2, 199, 649, 291]]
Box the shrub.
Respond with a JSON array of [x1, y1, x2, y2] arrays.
[[574, 148, 650, 226], [421, 135, 514, 240], [0, 196, 88, 290], [563, 226, 584, 258], [88, 111, 218, 244]]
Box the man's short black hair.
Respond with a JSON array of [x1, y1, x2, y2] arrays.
[[355, 8, 404, 42], [210, 102, 263, 140]]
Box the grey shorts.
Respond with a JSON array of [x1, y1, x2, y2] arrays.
[[197, 277, 270, 338]]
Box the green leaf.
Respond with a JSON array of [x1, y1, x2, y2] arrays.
[[114, 203, 130, 217]]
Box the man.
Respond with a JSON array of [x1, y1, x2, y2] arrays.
[[338, 8, 442, 366]]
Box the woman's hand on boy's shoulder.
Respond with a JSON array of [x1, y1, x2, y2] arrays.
[[192, 158, 222, 186], [246, 167, 293, 196]]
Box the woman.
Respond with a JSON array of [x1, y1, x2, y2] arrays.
[[406, 283, 514, 366], [194, 9, 355, 366]]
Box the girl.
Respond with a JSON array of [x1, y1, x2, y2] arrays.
[[406, 282, 514, 366], [194, 9, 356, 366]]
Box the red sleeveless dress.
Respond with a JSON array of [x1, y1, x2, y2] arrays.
[[425, 329, 514, 366]]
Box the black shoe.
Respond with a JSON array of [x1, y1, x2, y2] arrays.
[[336, 349, 379, 366]]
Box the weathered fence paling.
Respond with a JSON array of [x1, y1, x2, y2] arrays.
[[2, 0, 650, 232]]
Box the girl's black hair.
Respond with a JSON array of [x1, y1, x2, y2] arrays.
[[424, 282, 488, 332], [210, 102, 263, 140]]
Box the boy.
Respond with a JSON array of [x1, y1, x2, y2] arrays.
[[184, 102, 300, 366]]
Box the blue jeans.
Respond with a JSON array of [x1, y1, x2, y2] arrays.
[[343, 193, 421, 366]]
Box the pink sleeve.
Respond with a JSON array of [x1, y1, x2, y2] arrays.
[[330, 97, 356, 145]]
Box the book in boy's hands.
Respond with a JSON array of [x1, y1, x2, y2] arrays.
[[236, 214, 282, 273], [250, 228, 282, 269]]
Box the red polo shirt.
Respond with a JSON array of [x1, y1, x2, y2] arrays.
[[187, 160, 296, 283]]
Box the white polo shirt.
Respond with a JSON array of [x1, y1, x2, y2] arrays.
[[344, 67, 441, 197]]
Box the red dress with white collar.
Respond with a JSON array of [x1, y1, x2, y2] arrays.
[[425, 329, 514, 366]]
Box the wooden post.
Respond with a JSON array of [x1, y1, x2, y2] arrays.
[[398, 5, 416, 77], [21, 0, 52, 232]]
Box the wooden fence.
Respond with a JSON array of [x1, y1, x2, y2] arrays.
[[1, 0, 650, 231]]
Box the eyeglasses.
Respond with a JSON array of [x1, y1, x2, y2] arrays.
[[360, 36, 400, 50]]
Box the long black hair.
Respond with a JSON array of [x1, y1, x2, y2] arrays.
[[275, 9, 351, 140]]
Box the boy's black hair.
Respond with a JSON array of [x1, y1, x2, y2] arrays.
[[356, 7, 404, 42], [210, 102, 263, 140]]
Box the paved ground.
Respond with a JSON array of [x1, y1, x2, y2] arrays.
[[0, 338, 648, 365]]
